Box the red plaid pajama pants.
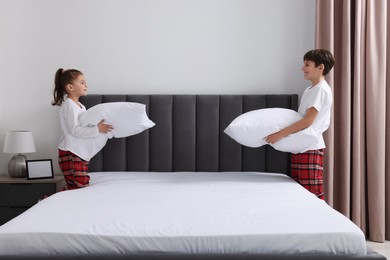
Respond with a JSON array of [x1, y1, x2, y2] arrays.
[[290, 149, 324, 200], [58, 150, 90, 190]]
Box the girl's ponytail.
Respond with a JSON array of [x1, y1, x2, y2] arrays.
[[52, 68, 65, 106]]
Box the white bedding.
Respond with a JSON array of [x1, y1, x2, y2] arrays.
[[0, 171, 367, 256]]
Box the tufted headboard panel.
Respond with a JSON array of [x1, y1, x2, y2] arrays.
[[80, 94, 298, 175]]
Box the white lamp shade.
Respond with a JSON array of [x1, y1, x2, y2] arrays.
[[3, 130, 36, 154]]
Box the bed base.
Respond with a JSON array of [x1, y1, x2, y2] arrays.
[[0, 247, 385, 260]]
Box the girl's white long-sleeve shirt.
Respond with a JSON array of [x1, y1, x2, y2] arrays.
[[58, 98, 99, 160]]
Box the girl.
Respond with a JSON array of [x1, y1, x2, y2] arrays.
[[52, 68, 112, 190]]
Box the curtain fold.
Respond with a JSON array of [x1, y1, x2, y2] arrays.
[[315, 0, 388, 242], [386, 1, 390, 241]]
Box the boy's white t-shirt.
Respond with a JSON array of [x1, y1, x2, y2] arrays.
[[298, 80, 333, 150], [58, 98, 100, 161]]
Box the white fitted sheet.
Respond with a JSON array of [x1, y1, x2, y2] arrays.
[[0, 171, 367, 256]]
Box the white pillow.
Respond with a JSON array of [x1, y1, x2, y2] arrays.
[[79, 102, 155, 139], [224, 108, 319, 154]]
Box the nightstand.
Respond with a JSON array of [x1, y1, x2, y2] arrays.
[[0, 175, 65, 225]]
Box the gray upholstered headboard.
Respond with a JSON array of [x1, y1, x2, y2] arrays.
[[80, 94, 298, 175]]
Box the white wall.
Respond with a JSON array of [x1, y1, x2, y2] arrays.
[[0, 0, 315, 174]]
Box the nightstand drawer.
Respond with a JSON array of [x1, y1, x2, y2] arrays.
[[0, 206, 29, 225], [0, 183, 56, 206]]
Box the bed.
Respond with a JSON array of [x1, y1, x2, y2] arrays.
[[0, 94, 385, 260]]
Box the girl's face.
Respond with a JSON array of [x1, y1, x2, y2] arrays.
[[68, 75, 88, 98], [301, 60, 324, 83]]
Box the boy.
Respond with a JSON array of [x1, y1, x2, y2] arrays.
[[265, 49, 335, 199]]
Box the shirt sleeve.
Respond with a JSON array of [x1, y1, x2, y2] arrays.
[[61, 102, 99, 139], [306, 87, 327, 113]]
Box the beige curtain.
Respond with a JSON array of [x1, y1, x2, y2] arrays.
[[315, 0, 389, 242]]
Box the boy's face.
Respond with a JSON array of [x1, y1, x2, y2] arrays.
[[301, 60, 324, 83]]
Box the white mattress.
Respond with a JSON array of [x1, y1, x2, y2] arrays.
[[0, 171, 367, 256]]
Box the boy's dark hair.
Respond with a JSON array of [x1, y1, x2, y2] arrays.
[[52, 68, 83, 106], [303, 49, 335, 76]]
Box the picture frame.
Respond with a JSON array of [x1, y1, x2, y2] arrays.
[[26, 159, 54, 180]]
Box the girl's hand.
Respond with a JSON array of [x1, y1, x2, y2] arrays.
[[98, 120, 113, 133]]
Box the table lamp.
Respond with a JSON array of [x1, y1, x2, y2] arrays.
[[3, 130, 36, 178]]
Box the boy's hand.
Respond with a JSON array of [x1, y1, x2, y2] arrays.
[[265, 131, 285, 144], [98, 120, 113, 133]]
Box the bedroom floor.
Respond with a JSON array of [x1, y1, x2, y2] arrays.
[[367, 240, 390, 259]]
